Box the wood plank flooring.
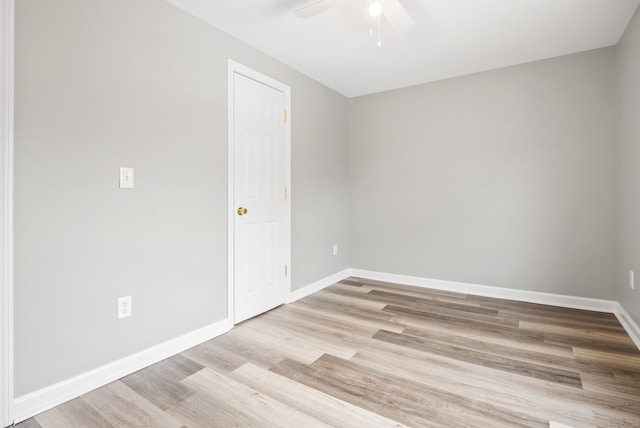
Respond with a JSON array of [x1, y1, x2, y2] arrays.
[[16, 278, 640, 427]]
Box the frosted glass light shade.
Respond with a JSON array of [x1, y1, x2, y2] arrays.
[[369, 1, 382, 17]]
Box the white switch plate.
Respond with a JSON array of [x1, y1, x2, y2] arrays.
[[630, 270, 635, 290], [118, 295, 132, 319], [119, 167, 134, 189], [333, 244, 338, 256]]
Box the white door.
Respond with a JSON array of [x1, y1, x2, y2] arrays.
[[231, 70, 290, 323]]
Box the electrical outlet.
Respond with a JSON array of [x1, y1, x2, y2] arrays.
[[118, 295, 132, 319], [630, 270, 635, 290], [119, 167, 134, 189], [333, 244, 338, 256]]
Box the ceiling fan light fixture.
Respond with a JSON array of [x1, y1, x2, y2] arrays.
[[369, 1, 382, 17]]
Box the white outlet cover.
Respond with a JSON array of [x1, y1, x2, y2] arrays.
[[119, 167, 134, 189], [118, 295, 132, 319]]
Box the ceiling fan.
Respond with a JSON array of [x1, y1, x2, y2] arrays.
[[293, 0, 416, 35]]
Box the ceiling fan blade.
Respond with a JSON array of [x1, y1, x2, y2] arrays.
[[382, 0, 416, 33], [294, 0, 335, 18]]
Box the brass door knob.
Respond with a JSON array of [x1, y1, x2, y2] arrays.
[[237, 207, 248, 216]]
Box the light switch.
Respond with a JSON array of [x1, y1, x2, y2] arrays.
[[119, 167, 134, 189]]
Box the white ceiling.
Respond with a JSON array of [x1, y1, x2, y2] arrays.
[[165, 0, 640, 98]]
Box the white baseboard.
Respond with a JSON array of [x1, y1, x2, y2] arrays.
[[351, 269, 640, 351], [13, 318, 232, 423], [287, 268, 352, 303], [350, 269, 618, 313], [614, 303, 640, 350], [12, 268, 353, 424], [12, 268, 640, 424]]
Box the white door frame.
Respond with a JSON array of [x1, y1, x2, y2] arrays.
[[0, 0, 14, 426], [227, 60, 291, 324]]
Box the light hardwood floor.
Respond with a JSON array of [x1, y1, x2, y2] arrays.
[[16, 278, 640, 427]]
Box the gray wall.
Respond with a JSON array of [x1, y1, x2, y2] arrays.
[[14, 0, 636, 399], [14, 0, 349, 396], [349, 48, 617, 299], [615, 7, 640, 325]]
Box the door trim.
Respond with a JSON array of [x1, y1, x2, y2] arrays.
[[227, 60, 291, 325], [0, 0, 14, 426]]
